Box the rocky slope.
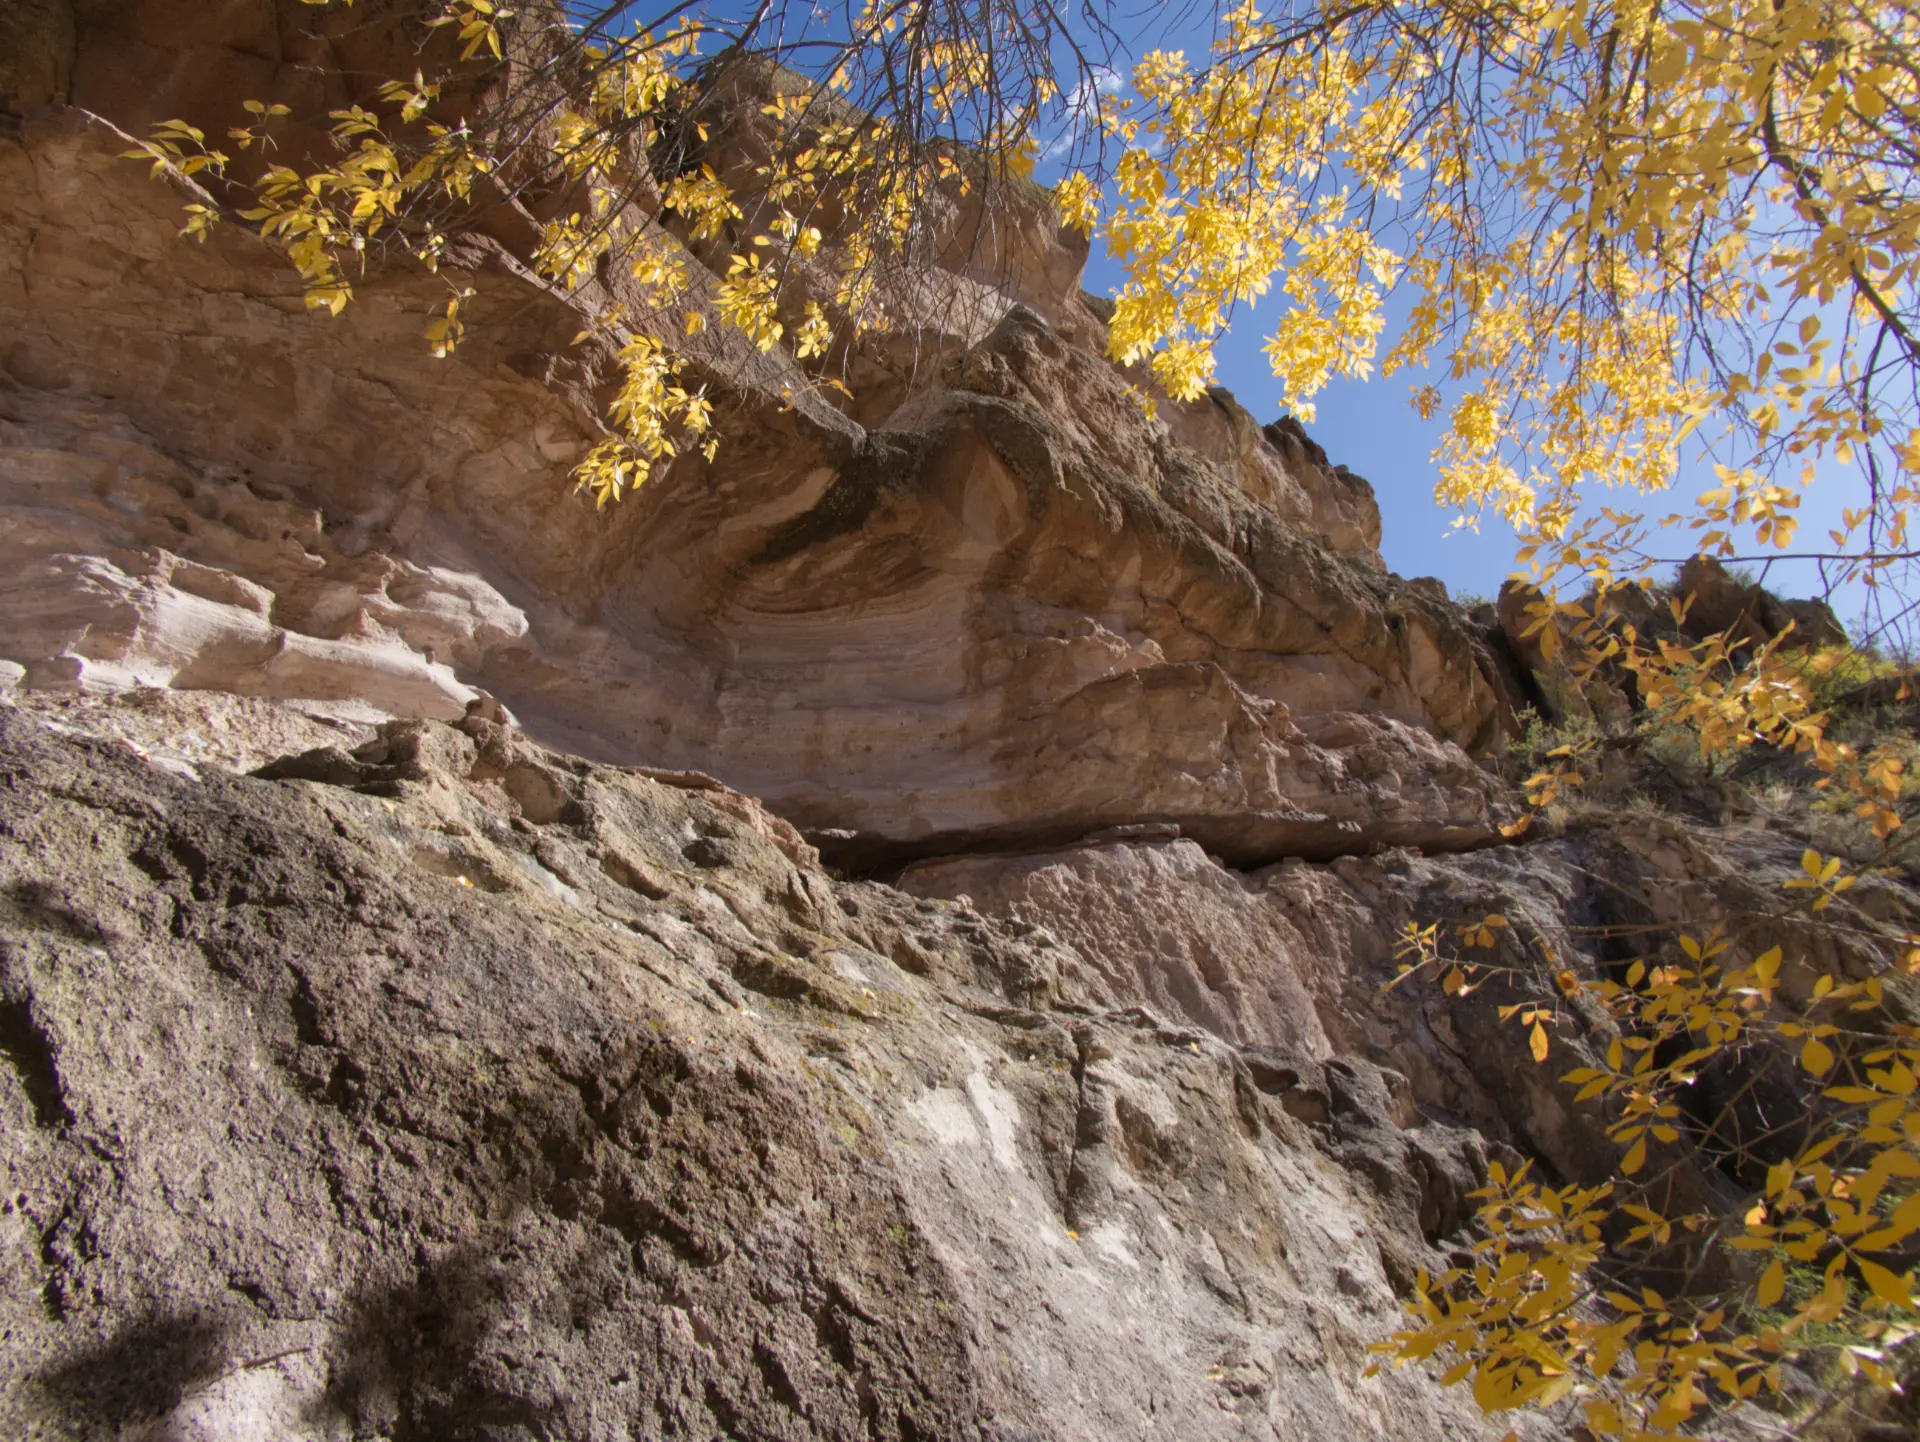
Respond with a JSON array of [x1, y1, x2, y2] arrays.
[[1, 697, 1517, 1442], [3, 4, 1914, 1440]]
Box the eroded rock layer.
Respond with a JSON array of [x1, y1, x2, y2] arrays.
[[1, 0, 1514, 865]]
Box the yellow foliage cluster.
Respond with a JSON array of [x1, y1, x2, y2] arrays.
[[1386, 882, 1920, 1435], [1091, 6, 1401, 409], [126, 0, 1036, 502], [574, 336, 714, 508], [1051, 0, 1920, 606]]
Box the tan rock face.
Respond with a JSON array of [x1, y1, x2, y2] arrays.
[[0, 385, 526, 717], [651, 307, 1510, 863], [896, 812, 1920, 1250], [1675, 554, 1849, 651], [1, 54, 1517, 864], [899, 838, 1334, 1055], [0, 0, 74, 114]]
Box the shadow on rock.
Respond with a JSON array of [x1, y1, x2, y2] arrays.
[[315, 1235, 561, 1442], [30, 1309, 232, 1432]]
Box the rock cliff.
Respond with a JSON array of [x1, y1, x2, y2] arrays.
[[1, 0, 1511, 871], [3, 4, 1913, 1440], [0, 700, 1516, 1442]]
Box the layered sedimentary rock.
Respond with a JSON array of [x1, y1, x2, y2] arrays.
[[1, 0, 1513, 866]]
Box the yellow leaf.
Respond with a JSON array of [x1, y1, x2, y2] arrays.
[[1529, 1019, 1550, 1063], [1857, 1258, 1914, 1309], [1757, 1257, 1785, 1307], [1471, 1365, 1512, 1412], [1804, 1277, 1848, 1323], [1801, 1038, 1835, 1075]]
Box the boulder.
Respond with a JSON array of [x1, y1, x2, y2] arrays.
[[1677, 555, 1848, 651]]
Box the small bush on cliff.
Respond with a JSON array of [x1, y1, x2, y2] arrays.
[[1384, 806, 1920, 1438], [123, 1, 1920, 1436]]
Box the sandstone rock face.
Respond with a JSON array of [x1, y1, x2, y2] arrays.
[[0, 701, 1516, 1442], [900, 834, 1616, 1186], [0, 385, 528, 719], [0, 0, 73, 114], [0, 0, 1516, 866], [687, 308, 1510, 865], [1675, 555, 1849, 652], [900, 839, 1334, 1056]]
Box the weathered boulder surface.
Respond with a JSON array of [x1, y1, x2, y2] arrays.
[[0, 698, 1515, 1442], [902, 835, 1622, 1189], [1673, 555, 1849, 652], [900, 838, 1336, 1057], [10, 685, 1917, 1437], [0, 0, 1516, 866], [898, 809, 1920, 1244]]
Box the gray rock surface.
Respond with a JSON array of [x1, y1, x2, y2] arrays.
[[0, 700, 1509, 1441]]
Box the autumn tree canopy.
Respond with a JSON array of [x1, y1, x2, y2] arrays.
[[128, 1, 1920, 1436], [132, 1, 1920, 617]]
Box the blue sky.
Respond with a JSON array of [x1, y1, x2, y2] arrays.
[[1044, 10, 1884, 635]]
